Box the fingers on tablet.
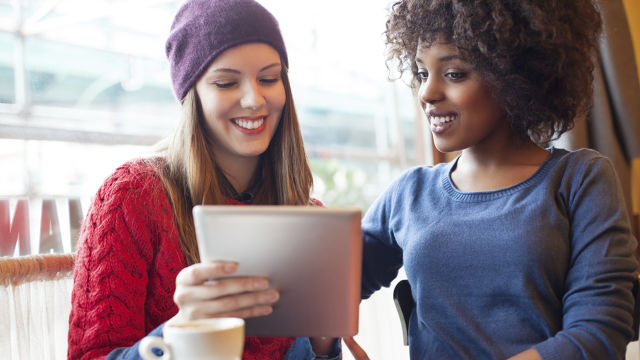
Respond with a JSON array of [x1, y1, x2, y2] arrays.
[[252, 279, 269, 290], [202, 277, 271, 298], [197, 290, 279, 318], [217, 290, 279, 310], [217, 305, 274, 319], [173, 287, 192, 306], [176, 261, 238, 285], [174, 261, 279, 319]]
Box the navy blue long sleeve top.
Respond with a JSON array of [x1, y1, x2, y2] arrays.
[[361, 147, 637, 359]]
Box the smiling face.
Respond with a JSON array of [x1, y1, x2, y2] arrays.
[[195, 42, 285, 167], [415, 41, 508, 153]]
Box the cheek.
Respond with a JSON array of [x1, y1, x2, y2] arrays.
[[200, 93, 234, 124], [458, 84, 500, 118], [268, 84, 286, 113]]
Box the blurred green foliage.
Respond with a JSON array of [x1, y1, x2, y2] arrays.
[[310, 158, 376, 213]]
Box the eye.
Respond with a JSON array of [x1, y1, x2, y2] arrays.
[[259, 76, 281, 85], [445, 71, 467, 81], [416, 71, 428, 82], [213, 81, 237, 89]]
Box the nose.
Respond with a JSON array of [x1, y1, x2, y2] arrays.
[[240, 80, 267, 111], [417, 77, 443, 105]]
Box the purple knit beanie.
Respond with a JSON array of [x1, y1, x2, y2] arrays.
[[165, 0, 289, 101]]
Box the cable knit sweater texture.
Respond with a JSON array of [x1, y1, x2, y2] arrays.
[[67, 159, 294, 360]]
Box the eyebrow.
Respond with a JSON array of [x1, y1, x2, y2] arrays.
[[208, 63, 282, 75], [415, 54, 463, 64]]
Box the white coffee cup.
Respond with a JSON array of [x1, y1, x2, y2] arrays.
[[138, 317, 245, 360]]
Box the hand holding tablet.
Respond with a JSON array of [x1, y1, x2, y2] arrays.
[[172, 261, 280, 322]]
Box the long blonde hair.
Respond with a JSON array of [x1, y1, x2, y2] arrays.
[[152, 65, 313, 265]]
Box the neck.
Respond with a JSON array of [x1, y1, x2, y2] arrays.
[[452, 139, 549, 192], [215, 155, 260, 193], [460, 138, 545, 170]]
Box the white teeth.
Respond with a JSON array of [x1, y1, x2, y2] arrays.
[[233, 118, 264, 130], [429, 115, 456, 126]]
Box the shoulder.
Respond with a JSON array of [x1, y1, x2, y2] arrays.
[[96, 157, 168, 204], [77, 157, 174, 260], [548, 147, 624, 205], [398, 163, 447, 181], [87, 157, 173, 231], [553, 147, 610, 166], [549, 147, 618, 183], [367, 162, 449, 212], [106, 157, 165, 189], [391, 162, 449, 196]]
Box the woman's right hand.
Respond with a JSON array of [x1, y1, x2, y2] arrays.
[[170, 261, 279, 323]]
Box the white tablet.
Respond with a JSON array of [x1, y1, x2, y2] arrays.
[[192, 205, 362, 337]]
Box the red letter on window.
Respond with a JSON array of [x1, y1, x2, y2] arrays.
[[0, 199, 31, 256]]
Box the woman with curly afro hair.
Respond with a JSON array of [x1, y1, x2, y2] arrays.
[[358, 0, 638, 359]]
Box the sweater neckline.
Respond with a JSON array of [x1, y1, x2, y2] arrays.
[[441, 147, 559, 202]]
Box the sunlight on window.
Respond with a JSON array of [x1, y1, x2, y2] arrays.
[[0, 0, 425, 213], [0, 1, 420, 358]]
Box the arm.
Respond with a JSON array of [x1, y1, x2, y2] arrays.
[[361, 179, 404, 299], [105, 325, 164, 360], [68, 166, 160, 360], [101, 260, 284, 360], [532, 156, 638, 359]]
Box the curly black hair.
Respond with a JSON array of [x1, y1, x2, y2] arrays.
[[385, 0, 602, 143]]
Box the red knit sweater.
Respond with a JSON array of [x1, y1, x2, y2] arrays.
[[68, 160, 294, 359]]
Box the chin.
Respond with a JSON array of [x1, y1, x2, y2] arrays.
[[239, 147, 270, 157], [433, 142, 462, 154]]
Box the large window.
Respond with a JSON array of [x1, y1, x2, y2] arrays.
[[0, 0, 431, 250], [1, 2, 425, 356]]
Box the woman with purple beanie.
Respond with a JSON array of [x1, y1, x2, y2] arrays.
[[67, 0, 339, 359]]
